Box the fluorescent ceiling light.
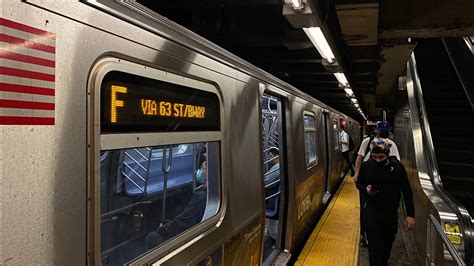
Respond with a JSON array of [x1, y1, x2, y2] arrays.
[[303, 27, 335, 63], [351, 98, 358, 103], [334, 72, 348, 86], [292, 0, 302, 9], [344, 88, 354, 97]]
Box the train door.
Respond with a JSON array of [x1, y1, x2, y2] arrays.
[[261, 93, 287, 263], [340, 118, 347, 174], [329, 117, 342, 190], [322, 112, 332, 204]]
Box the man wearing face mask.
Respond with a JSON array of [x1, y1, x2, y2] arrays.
[[354, 121, 400, 246], [354, 121, 400, 179], [265, 147, 280, 185], [145, 157, 208, 248], [356, 141, 415, 266]]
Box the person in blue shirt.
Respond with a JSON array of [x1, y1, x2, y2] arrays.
[[264, 147, 280, 185]]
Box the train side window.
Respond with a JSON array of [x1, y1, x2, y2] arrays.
[[333, 119, 340, 151], [303, 112, 318, 166], [100, 142, 220, 266]]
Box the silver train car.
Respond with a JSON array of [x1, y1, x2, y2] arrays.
[[0, 1, 360, 265]]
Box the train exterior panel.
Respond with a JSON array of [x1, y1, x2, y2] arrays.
[[0, 1, 360, 265]]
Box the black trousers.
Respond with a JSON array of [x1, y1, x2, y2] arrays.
[[365, 216, 398, 266], [359, 191, 366, 237], [342, 151, 355, 175]]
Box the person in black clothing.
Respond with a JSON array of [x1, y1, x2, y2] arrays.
[[356, 140, 415, 266], [145, 158, 208, 248]]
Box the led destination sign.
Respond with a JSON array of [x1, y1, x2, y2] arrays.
[[101, 71, 220, 132], [139, 98, 206, 119]]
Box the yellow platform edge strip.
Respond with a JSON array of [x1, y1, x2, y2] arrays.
[[295, 174, 361, 266]]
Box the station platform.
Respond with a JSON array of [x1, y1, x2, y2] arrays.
[[295, 175, 360, 265], [295, 174, 419, 266]]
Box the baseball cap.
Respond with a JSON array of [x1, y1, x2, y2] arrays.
[[376, 121, 391, 132]]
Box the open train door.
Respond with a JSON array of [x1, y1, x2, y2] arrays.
[[322, 111, 332, 204], [260, 92, 289, 264]]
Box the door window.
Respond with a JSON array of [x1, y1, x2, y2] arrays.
[[303, 113, 318, 166], [100, 142, 220, 265]]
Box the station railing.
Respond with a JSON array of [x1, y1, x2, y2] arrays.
[[427, 214, 466, 266], [407, 53, 473, 265]]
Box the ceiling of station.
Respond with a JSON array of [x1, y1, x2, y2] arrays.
[[137, 0, 473, 122]]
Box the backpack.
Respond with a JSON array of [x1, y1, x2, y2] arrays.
[[348, 136, 355, 152], [363, 136, 375, 158]]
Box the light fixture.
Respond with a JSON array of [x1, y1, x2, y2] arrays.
[[303, 27, 336, 63], [291, 0, 302, 9], [333, 72, 348, 86], [351, 98, 358, 103], [344, 88, 354, 97], [354, 103, 359, 108]]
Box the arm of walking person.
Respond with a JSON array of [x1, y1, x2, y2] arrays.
[[355, 164, 367, 192], [354, 137, 370, 182], [353, 154, 363, 182]]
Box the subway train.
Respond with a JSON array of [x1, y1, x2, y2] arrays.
[[0, 2, 361, 265]]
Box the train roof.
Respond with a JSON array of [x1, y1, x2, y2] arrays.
[[85, 1, 358, 122]]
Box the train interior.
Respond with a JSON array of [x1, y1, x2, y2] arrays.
[[261, 93, 286, 263], [100, 142, 219, 265], [321, 113, 332, 204]]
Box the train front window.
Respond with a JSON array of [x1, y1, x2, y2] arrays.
[[100, 142, 220, 265], [304, 113, 317, 166]]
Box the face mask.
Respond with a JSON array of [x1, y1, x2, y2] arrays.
[[195, 169, 203, 182], [374, 159, 388, 166]]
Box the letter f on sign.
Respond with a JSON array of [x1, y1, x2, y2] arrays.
[[111, 85, 127, 123]]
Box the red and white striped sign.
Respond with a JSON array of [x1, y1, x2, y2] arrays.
[[0, 17, 55, 125]]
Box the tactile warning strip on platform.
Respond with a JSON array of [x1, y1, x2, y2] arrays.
[[295, 176, 360, 266]]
